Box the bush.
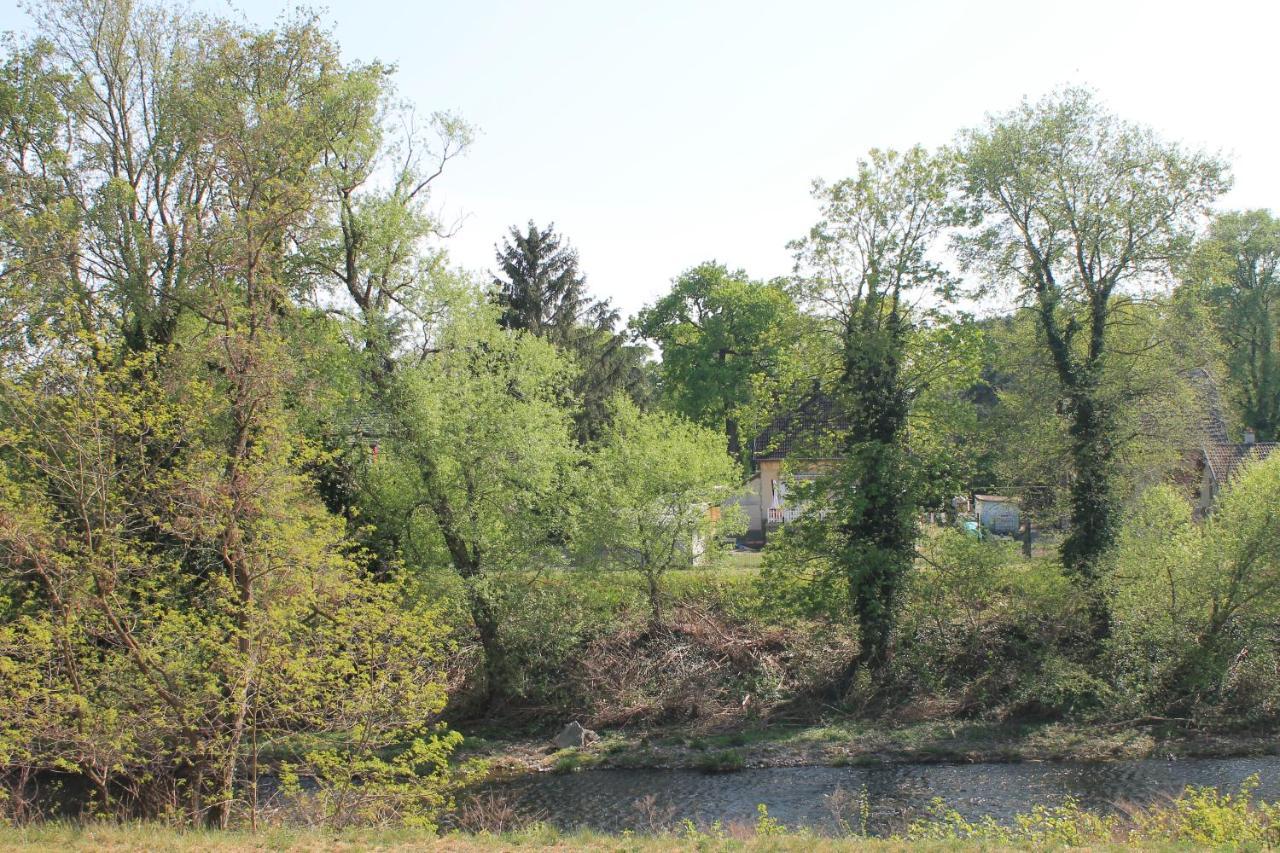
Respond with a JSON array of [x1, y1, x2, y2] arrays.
[[693, 749, 745, 774], [1109, 456, 1280, 716], [890, 530, 1094, 717]]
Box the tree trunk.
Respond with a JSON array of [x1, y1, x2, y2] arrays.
[[833, 320, 914, 695], [725, 415, 741, 461], [647, 570, 663, 628], [1060, 393, 1117, 642], [468, 585, 507, 704]]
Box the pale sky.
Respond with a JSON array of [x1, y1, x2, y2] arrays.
[[4, 0, 1278, 320]]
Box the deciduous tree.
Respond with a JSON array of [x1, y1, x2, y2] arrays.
[[634, 262, 796, 460], [959, 88, 1228, 642]]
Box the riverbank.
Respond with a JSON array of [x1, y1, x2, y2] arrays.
[[461, 717, 1280, 777]]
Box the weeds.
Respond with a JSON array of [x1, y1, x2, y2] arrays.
[[693, 749, 746, 773]]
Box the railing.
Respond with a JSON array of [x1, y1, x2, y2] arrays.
[[768, 506, 805, 524]]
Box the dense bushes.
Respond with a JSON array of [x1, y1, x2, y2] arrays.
[[893, 531, 1103, 719], [0, 354, 461, 827], [435, 456, 1280, 733], [1109, 455, 1280, 717]]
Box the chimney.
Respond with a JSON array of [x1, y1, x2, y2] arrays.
[[1244, 428, 1256, 446]]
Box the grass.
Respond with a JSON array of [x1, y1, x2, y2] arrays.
[[693, 748, 747, 773], [0, 823, 1011, 851], [549, 747, 600, 774]]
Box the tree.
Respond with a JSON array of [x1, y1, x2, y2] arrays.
[[787, 146, 963, 682], [0, 345, 459, 829], [634, 262, 797, 459], [493, 221, 602, 342], [0, 0, 216, 355], [493, 221, 649, 442], [300, 88, 472, 382], [959, 88, 1228, 642], [975, 302, 1207, 536], [0, 1, 465, 828], [359, 295, 580, 703], [574, 401, 743, 625], [1183, 210, 1280, 441]]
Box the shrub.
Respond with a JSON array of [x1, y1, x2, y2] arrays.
[[694, 749, 745, 774]]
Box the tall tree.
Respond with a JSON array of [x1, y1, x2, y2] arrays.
[[959, 88, 1228, 643], [493, 221, 649, 442], [0, 0, 222, 355], [1184, 210, 1280, 441], [634, 262, 796, 459], [493, 221, 600, 342], [0, 1, 462, 829], [788, 146, 962, 682], [361, 295, 579, 704]]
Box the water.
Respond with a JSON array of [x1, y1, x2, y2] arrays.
[[490, 756, 1280, 835]]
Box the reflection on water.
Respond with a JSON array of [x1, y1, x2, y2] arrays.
[[491, 756, 1280, 835]]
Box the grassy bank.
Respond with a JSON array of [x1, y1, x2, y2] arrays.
[[464, 717, 1280, 777]]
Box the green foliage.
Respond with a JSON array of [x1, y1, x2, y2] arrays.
[[904, 777, 1280, 848], [892, 530, 1099, 716], [976, 304, 1205, 524], [781, 146, 964, 680], [959, 86, 1230, 641], [1110, 456, 1280, 713], [574, 400, 745, 623], [634, 262, 798, 459], [1183, 210, 1280, 440], [693, 750, 746, 774], [493, 222, 650, 442], [358, 295, 580, 700], [0, 349, 459, 826]]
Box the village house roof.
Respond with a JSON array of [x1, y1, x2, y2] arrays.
[[1202, 441, 1278, 486], [750, 391, 848, 461]]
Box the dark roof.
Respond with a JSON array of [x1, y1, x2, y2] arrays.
[[1203, 442, 1278, 486], [1184, 368, 1230, 444], [751, 391, 848, 461]]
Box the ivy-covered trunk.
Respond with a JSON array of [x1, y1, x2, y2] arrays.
[[835, 320, 915, 686], [1061, 392, 1118, 643]]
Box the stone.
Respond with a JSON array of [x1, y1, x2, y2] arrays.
[[552, 720, 597, 749]]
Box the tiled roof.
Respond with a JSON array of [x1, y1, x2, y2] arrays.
[[1184, 368, 1231, 444], [1203, 442, 1278, 486], [750, 391, 848, 460]]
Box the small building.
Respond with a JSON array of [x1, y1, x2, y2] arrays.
[[1193, 430, 1277, 514], [742, 392, 846, 546], [973, 494, 1021, 536]]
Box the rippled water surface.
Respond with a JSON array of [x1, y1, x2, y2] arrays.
[[492, 757, 1280, 835]]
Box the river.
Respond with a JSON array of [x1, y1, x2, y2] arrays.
[[489, 756, 1280, 835]]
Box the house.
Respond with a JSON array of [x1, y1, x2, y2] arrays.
[[740, 392, 846, 546], [1193, 429, 1277, 515], [973, 494, 1021, 535], [1177, 370, 1277, 515]]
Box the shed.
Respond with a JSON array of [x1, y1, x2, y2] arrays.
[[973, 494, 1021, 536]]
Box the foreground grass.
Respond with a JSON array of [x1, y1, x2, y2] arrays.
[[0, 824, 927, 852]]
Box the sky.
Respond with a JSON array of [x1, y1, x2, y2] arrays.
[[3, 0, 1278, 321]]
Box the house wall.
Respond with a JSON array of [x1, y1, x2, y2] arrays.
[[758, 459, 783, 532], [757, 458, 839, 531]]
